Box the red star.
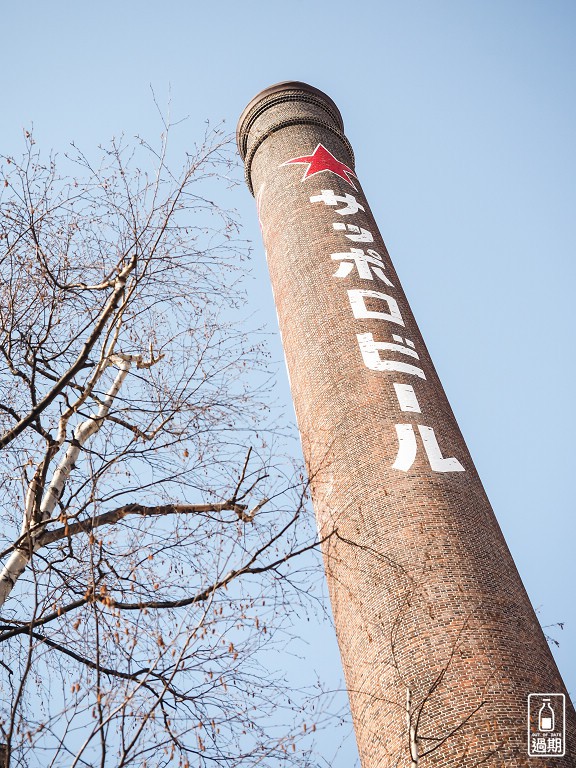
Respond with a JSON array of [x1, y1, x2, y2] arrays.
[[281, 143, 358, 190]]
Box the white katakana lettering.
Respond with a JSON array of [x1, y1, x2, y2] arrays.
[[356, 332, 425, 379], [332, 248, 394, 286], [310, 189, 365, 215], [332, 222, 374, 242], [348, 289, 404, 325], [392, 424, 465, 473], [392, 333, 415, 348], [393, 383, 421, 413]]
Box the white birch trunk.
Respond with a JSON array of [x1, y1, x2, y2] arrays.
[[0, 357, 132, 609]]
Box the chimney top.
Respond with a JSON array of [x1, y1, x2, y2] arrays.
[[236, 81, 344, 160]]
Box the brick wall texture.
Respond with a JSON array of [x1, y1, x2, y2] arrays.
[[237, 82, 575, 768]]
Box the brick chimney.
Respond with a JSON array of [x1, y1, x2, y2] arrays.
[[237, 81, 575, 767]]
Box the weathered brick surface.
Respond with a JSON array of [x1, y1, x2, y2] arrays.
[[237, 82, 575, 767]]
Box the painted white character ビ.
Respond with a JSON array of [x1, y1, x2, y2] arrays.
[[356, 332, 425, 379]]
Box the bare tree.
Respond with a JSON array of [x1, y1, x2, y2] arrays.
[[0, 123, 329, 767]]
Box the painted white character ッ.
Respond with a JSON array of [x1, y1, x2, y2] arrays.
[[332, 222, 374, 243]]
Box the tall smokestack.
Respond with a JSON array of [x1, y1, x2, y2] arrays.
[[237, 82, 574, 767]]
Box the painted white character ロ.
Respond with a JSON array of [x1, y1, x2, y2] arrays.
[[356, 332, 425, 379], [332, 248, 394, 286], [309, 189, 365, 215], [332, 222, 374, 243], [348, 289, 404, 325]]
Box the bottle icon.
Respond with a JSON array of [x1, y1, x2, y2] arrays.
[[539, 699, 555, 731]]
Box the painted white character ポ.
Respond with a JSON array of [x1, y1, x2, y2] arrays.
[[332, 248, 394, 286]]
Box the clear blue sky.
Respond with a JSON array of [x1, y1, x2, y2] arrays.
[[2, 2, 575, 764]]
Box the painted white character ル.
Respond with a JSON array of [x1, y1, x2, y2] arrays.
[[392, 420, 465, 473]]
